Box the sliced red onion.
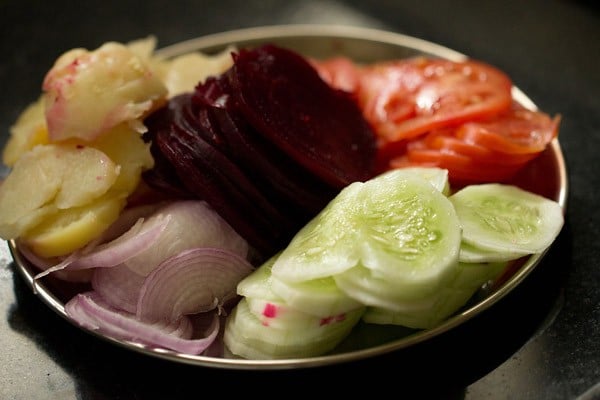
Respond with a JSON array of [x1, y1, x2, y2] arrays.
[[17, 242, 93, 284], [30, 209, 170, 284], [137, 247, 254, 322], [92, 265, 146, 313], [98, 202, 166, 242], [123, 200, 250, 276], [65, 291, 220, 354], [68, 214, 171, 270]]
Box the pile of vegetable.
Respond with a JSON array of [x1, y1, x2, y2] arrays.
[[0, 37, 564, 360]]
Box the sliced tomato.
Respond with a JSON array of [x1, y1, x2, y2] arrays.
[[424, 129, 539, 166], [456, 106, 560, 154], [357, 57, 514, 146], [310, 56, 362, 94]]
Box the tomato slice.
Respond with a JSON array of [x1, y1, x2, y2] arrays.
[[311, 57, 362, 94], [424, 129, 538, 166], [456, 106, 560, 154], [357, 57, 514, 146]]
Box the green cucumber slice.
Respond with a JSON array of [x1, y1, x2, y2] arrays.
[[356, 173, 461, 284], [362, 261, 507, 329], [223, 298, 364, 359], [245, 297, 331, 330], [238, 252, 361, 319], [269, 274, 363, 317], [334, 264, 447, 313], [450, 184, 564, 254], [271, 182, 363, 282], [236, 253, 280, 301], [459, 241, 530, 263], [273, 171, 461, 289], [377, 167, 450, 195]]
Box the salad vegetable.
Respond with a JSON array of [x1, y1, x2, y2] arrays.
[[0, 36, 564, 359]]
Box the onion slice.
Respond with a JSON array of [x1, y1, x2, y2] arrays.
[[65, 291, 220, 354], [137, 247, 254, 322], [30, 209, 170, 283], [92, 265, 146, 313]]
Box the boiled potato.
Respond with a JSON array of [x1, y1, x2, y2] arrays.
[[0, 144, 119, 239], [21, 194, 126, 258], [2, 96, 49, 166], [43, 41, 167, 142], [91, 123, 154, 195]]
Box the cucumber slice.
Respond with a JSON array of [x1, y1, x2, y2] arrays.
[[356, 173, 461, 284], [236, 253, 280, 301], [238, 252, 361, 320], [459, 241, 529, 263], [377, 167, 450, 195], [450, 184, 564, 254], [245, 297, 330, 330], [334, 264, 447, 313], [223, 298, 364, 359], [273, 171, 461, 289], [271, 182, 363, 282], [270, 274, 362, 317], [362, 261, 507, 329]]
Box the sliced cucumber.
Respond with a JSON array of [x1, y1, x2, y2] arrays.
[[450, 184, 564, 254], [362, 261, 507, 329], [236, 253, 280, 301], [270, 274, 363, 317], [459, 241, 529, 263], [356, 173, 461, 284], [245, 297, 331, 330], [271, 182, 363, 282], [334, 264, 448, 313], [238, 252, 361, 321], [274, 171, 461, 288], [377, 167, 450, 195], [223, 298, 364, 360]]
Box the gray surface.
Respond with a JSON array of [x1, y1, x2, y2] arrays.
[[0, 0, 598, 399]]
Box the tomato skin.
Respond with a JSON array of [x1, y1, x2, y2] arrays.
[[357, 57, 514, 147]]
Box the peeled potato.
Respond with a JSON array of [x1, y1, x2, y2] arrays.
[[21, 194, 126, 258], [0, 144, 119, 239], [2, 96, 49, 167]]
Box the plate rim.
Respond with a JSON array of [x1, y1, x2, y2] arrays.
[[8, 24, 568, 370]]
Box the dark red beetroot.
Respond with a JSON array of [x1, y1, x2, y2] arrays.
[[150, 119, 296, 256], [143, 44, 378, 259], [227, 44, 377, 188], [194, 76, 338, 217]]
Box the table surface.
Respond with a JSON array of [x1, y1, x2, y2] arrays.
[[0, 1, 598, 399]]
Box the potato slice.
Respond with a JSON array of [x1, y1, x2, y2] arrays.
[[2, 96, 49, 167], [92, 123, 154, 195], [0, 144, 119, 239], [22, 194, 126, 258]]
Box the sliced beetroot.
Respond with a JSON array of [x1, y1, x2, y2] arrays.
[[227, 44, 377, 188], [153, 122, 296, 257], [142, 44, 379, 259], [193, 75, 337, 217], [209, 105, 336, 217]]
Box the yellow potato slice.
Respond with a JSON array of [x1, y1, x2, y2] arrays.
[[91, 123, 154, 195], [22, 195, 126, 258], [2, 96, 49, 167]]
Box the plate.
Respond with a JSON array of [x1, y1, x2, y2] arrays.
[[8, 24, 568, 370]]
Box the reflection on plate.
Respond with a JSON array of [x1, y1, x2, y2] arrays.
[[8, 24, 568, 370]]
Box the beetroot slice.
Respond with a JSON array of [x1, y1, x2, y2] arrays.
[[154, 123, 296, 256], [194, 75, 337, 217], [228, 44, 377, 188]]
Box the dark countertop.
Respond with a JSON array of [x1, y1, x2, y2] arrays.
[[0, 1, 598, 399]]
